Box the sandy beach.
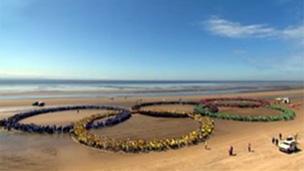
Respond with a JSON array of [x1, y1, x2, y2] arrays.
[[0, 88, 303, 171], [2, 0, 303, 170]]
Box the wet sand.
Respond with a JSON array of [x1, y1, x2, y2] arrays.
[[0, 89, 303, 171]]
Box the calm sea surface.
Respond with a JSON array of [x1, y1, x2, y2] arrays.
[[0, 79, 303, 99]]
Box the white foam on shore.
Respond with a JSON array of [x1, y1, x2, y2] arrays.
[[0, 80, 302, 99], [0, 106, 37, 112], [0, 105, 73, 117]]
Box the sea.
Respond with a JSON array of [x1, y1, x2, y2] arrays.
[[0, 79, 303, 99]]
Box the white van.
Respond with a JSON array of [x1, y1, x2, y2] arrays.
[[278, 136, 298, 153]]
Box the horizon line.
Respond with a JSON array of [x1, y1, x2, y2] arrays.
[[0, 77, 303, 82]]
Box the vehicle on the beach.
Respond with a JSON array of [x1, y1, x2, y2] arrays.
[[275, 97, 290, 104], [32, 101, 45, 107], [278, 136, 298, 153]]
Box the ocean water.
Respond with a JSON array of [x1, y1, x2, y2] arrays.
[[0, 79, 302, 99]]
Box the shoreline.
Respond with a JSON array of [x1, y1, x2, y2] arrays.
[[0, 86, 303, 101], [0, 80, 302, 100]]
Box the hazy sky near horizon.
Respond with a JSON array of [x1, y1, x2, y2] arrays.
[[0, 0, 303, 80]]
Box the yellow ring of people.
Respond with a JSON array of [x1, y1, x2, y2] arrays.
[[71, 112, 215, 153]]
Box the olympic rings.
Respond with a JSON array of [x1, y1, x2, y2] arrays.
[[0, 97, 296, 153]]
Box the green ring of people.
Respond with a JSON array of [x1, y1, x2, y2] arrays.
[[71, 112, 215, 153], [194, 104, 295, 122]]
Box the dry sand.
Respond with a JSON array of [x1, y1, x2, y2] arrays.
[[0, 89, 303, 171]]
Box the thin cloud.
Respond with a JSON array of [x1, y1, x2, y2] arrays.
[[283, 26, 304, 39], [282, 25, 304, 45], [204, 17, 277, 38], [203, 16, 304, 41]]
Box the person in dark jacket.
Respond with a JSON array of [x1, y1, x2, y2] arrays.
[[229, 146, 234, 156], [248, 143, 252, 152]]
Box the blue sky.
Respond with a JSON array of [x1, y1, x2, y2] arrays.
[[0, 0, 303, 80]]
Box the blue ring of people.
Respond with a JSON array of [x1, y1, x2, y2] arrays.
[[1, 105, 132, 134]]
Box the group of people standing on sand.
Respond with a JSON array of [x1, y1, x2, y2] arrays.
[[272, 133, 282, 146], [228, 133, 299, 156], [271, 133, 298, 145], [228, 143, 253, 156], [203, 141, 253, 156], [1, 105, 129, 134]]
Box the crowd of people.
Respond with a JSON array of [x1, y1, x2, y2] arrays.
[[195, 102, 296, 122], [0, 98, 297, 154], [0, 105, 130, 134], [201, 97, 270, 108], [72, 112, 215, 153], [85, 111, 131, 129], [132, 101, 202, 118]]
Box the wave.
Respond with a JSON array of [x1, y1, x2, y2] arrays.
[[0, 80, 302, 99]]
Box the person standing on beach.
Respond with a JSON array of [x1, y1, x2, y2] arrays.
[[229, 146, 234, 156], [275, 139, 279, 146], [204, 141, 208, 150], [279, 133, 282, 140], [294, 133, 298, 141], [272, 137, 275, 144], [248, 143, 252, 152]]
